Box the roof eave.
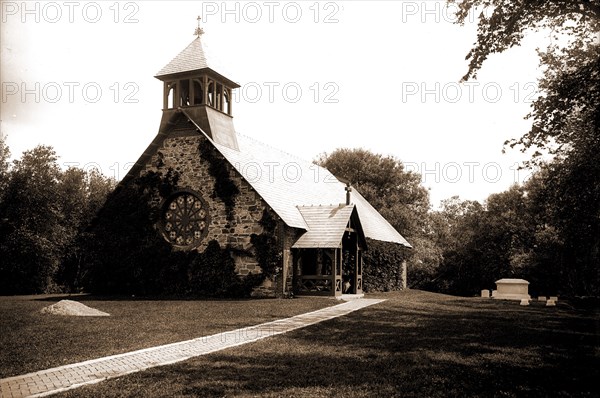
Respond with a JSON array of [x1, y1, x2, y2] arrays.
[[155, 68, 241, 89]]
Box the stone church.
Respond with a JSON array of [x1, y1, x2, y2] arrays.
[[119, 26, 411, 297]]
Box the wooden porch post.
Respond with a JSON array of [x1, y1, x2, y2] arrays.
[[355, 240, 362, 294], [334, 247, 342, 297]]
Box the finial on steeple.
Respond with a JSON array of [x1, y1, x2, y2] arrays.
[[194, 15, 204, 37]]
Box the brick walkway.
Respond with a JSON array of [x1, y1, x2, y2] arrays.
[[0, 298, 384, 398]]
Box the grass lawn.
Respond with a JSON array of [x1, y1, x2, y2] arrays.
[[52, 290, 599, 398], [0, 294, 335, 378]]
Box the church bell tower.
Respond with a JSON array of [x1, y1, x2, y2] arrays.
[[155, 17, 240, 150]]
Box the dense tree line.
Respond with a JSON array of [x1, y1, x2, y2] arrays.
[[432, 172, 598, 297], [438, 0, 599, 295], [0, 137, 114, 294], [1, 138, 596, 296], [318, 146, 598, 297], [1, 128, 595, 297]]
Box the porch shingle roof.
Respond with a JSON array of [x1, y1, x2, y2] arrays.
[[292, 205, 354, 248]]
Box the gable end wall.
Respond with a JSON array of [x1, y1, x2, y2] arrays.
[[143, 132, 272, 278]]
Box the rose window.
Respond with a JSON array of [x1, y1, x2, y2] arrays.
[[161, 192, 209, 248]]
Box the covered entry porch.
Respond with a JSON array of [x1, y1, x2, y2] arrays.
[[292, 205, 367, 297]]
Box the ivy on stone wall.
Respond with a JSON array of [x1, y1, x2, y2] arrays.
[[80, 170, 179, 294], [362, 238, 407, 292], [250, 209, 282, 280], [80, 170, 259, 297], [198, 141, 239, 219], [187, 241, 251, 297]]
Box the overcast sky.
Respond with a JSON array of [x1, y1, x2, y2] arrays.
[[1, 0, 548, 207]]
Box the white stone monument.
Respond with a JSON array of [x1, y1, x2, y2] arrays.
[[481, 289, 490, 298], [493, 278, 531, 300]]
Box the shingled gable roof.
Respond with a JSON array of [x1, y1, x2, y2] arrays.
[[292, 205, 366, 249], [176, 113, 412, 248]]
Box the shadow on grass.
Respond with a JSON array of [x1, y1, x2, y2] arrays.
[[31, 294, 266, 302], [59, 291, 599, 398]]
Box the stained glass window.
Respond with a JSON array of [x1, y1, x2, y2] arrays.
[[161, 191, 209, 248]]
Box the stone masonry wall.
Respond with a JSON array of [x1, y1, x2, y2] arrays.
[[250, 219, 299, 298], [282, 225, 302, 295], [144, 132, 268, 277]]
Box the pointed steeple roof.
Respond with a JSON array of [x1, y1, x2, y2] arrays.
[[155, 35, 239, 88], [155, 37, 209, 77]]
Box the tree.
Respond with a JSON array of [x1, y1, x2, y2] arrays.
[[432, 189, 541, 296], [317, 148, 430, 237], [433, 196, 483, 253], [453, 1, 598, 78], [0, 146, 66, 293], [450, 0, 600, 295], [433, 196, 486, 295], [433, 172, 598, 296], [523, 158, 600, 296], [317, 148, 441, 289], [451, 0, 599, 159], [56, 168, 115, 290], [0, 134, 10, 200], [0, 141, 115, 294]]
